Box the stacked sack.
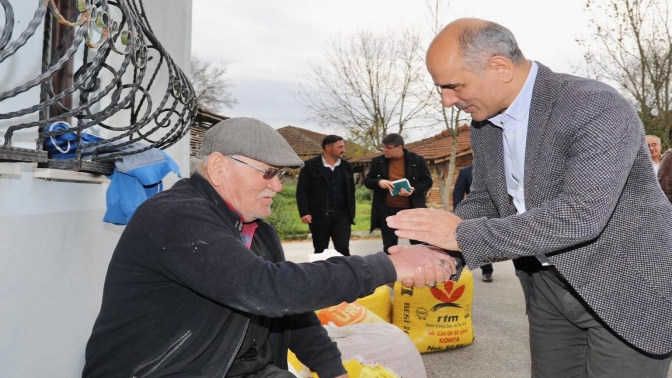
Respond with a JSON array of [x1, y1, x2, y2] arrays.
[[392, 268, 475, 353], [289, 250, 425, 378], [290, 251, 476, 377], [291, 285, 425, 378]]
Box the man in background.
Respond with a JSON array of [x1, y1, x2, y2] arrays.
[[453, 164, 494, 282], [657, 142, 672, 203], [364, 133, 433, 254], [646, 134, 662, 175], [83, 118, 455, 378], [296, 135, 355, 255]]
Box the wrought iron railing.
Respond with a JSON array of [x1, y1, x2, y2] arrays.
[[0, 0, 196, 174]]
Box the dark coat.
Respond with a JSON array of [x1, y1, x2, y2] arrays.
[[364, 148, 433, 232], [452, 165, 473, 208], [454, 63, 672, 355], [658, 149, 672, 203], [83, 173, 395, 378], [296, 155, 356, 225]]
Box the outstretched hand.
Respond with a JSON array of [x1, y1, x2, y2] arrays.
[[387, 244, 456, 288], [386, 208, 463, 251]]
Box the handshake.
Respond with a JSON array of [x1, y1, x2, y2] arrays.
[[387, 244, 460, 288], [386, 207, 465, 287]]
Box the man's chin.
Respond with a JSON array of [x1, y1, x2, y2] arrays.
[[470, 112, 487, 122]]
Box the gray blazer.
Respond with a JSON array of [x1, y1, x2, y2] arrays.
[[454, 63, 672, 356]]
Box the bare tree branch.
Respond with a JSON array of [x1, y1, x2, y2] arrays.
[[190, 55, 238, 113], [577, 0, 672, 148], [297, 28, 440, 150], [423, 0, 470, 211]]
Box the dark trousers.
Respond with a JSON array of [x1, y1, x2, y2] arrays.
[[309, 208, 351, 256], [481, 263, 493, 275], [528, 266, 671, 377], [380, 205, 422, 254]]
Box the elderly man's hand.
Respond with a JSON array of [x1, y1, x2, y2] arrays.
[[386, 208, 463, 251], [387, 244, 456, 288]]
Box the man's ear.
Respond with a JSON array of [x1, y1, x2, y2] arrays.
[[205, 153, 227, 186], [488, 56, 513, 83]]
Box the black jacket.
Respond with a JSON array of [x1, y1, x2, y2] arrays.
[[364, 149, 433, 232], [83, 173, 395, 378], [452, 165, 473, 208], [296, 155, 356, 224]]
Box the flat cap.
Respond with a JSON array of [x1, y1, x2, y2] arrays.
[[198, 117, 304, 168]]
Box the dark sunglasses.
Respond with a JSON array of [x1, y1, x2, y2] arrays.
[[228, 156, 287, 180]]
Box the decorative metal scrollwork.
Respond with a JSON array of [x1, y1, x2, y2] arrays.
[[0, 0, 196, 174]]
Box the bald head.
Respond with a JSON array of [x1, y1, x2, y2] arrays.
[[425, 18, 531, 121], [428, 18, 525, 74]]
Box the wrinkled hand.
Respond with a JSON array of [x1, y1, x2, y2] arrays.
[[300, 215, 312, 224], [387, 244, 456, 288], [386, 208, 463, 251]]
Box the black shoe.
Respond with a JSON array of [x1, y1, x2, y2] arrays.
[[482, 274, 493, 283]]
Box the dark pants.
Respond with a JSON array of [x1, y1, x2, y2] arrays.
[[481, 263, 493, 275], [309, 208, 351, 256], [380, 205, 422, 254], [528, 266, 671, 377]]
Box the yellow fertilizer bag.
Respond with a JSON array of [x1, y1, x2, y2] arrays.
[[288, 351, 399, 378], [392, 269, 475, 353], [355, 285, 393, 323], [342, 359, 399, 378], [316, 301, 385, 326]]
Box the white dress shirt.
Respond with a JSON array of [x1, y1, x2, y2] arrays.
[[488, 62, 550, 265], [322, 156, 341, 170]]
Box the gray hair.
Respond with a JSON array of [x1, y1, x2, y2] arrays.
[[458, 21, 525, 73], [646, 135, 661, 144], [190, 156, 207, 175]]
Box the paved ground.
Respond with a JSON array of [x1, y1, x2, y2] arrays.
[[282, 238, 672, 378], [282, 238, 531, 378]]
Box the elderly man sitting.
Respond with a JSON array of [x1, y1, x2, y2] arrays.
[[82, 117, 455, 378]]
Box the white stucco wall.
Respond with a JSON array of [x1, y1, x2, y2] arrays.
[[0, 1, 192, 376]]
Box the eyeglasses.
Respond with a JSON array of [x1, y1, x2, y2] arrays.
[[228, 156, 287, 180]]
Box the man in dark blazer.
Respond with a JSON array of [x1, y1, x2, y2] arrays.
[[296, 135, 355, 256], [364, 133, 433, 254], [453, 164, 494, 282], [387, 18, 672, 376]]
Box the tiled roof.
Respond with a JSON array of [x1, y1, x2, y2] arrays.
[[277, 126, 370, 160], [349, 125, 471, 164], [277, 126, 325, 158]]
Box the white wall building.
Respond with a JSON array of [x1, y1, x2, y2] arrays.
[[0, 1, 193, 376]]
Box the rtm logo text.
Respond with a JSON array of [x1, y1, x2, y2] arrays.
[[437, 315, 459, 323]]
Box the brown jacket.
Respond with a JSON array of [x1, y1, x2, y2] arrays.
[[658, 149, 672, 203]]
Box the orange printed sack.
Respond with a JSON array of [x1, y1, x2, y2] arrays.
[[316, 301, 385, 326], [392, 268, 475, 353]]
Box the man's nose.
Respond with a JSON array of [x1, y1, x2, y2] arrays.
[[441, 89, 458, 108], [267, 176, 283, 191]]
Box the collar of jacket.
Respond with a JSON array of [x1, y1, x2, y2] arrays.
[[189, 172, 255, 232]]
